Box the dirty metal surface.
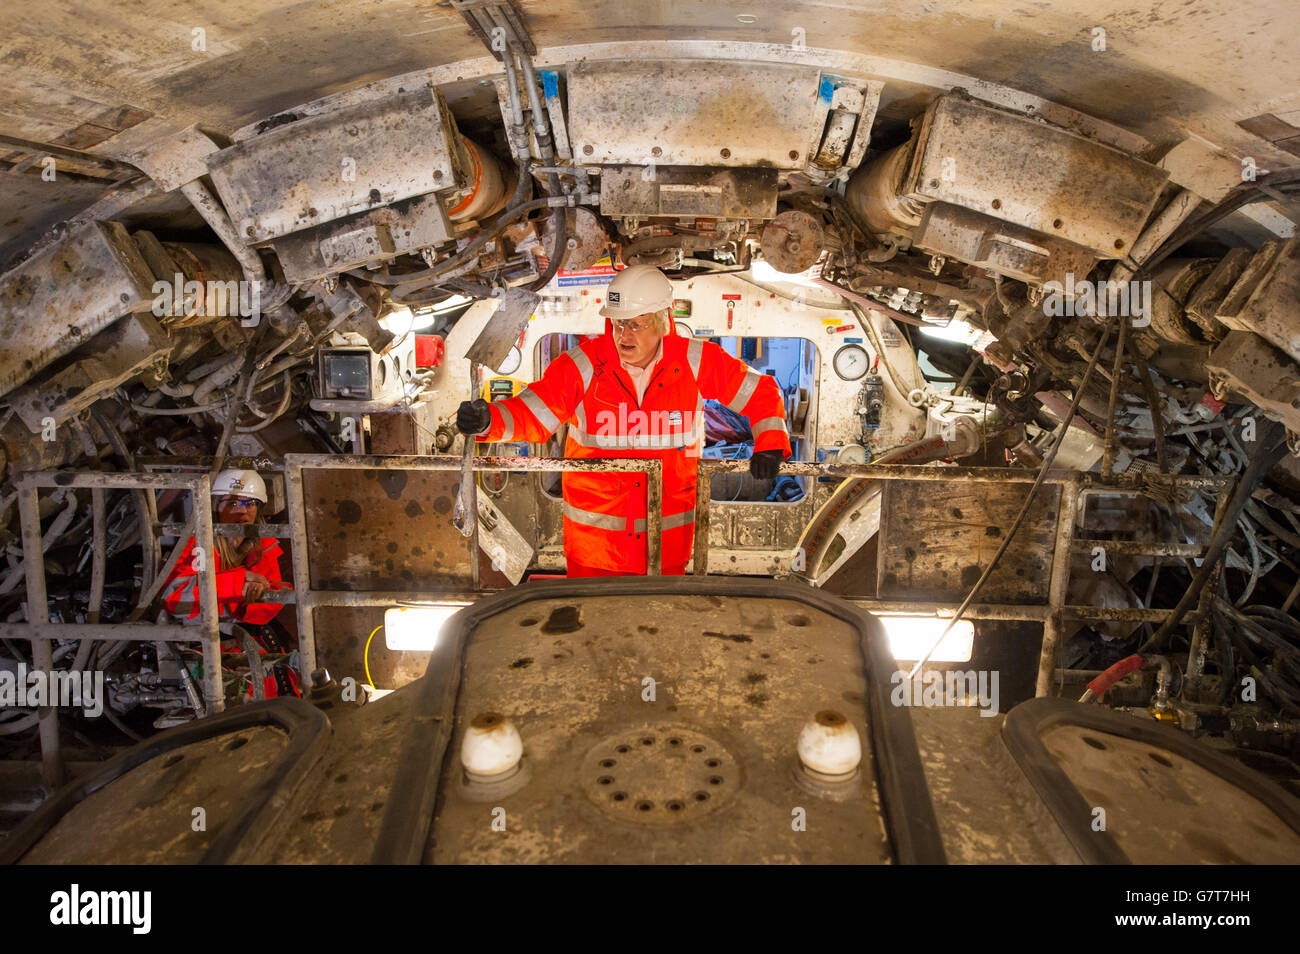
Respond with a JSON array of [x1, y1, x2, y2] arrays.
[[568, 60, 828, 169], [797, 478, 884, 587], [1207, 331, 1300, 433], [301, 467, 473, 590], [20, 727, 289, 864], [465, 287, 542, 373], [599, 165, 779, 221], [4, 3, 1296, 270], [877, 479, 1060, 604], [206, 86, 463, 243], [914, 202, 1097, 288], [1216, 238, 1300, 363], [2, 699, 330, 865], [904, 96, 1168, 257], [9, 312, 172, 432], [761, 209, 826, 274], [579, 725, 742, 824], [1003, 698, 1300, 865], [253, 683, 424, 864], [1043, 725, 1300, 864], [0, 220, 157, 397], [272, 194, 454, 285], [426, 581, 933, 864], [910, 706, 1077, 863]]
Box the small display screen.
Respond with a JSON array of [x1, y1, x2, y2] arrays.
[[324, 353, 371, 397]]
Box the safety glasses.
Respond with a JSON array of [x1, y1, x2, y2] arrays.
[[611, 316, 656, 334], [216, 496, 259, 511]]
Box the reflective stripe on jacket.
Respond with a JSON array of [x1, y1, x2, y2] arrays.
[[160, 536, 287, 625], [483, 321, 791, 573]]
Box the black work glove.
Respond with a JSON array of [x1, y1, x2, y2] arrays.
[[749, 448, 784, 480], [456, 399, 492, 436]]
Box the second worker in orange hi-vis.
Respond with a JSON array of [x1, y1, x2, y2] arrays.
[[456, 265, 792, 577]]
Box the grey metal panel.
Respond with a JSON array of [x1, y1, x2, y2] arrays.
[[568, 60, 826, 169], [271, 194, 454, 285], [206, 86, 464, 243], [914, 202, 1097, 287], [903, 95, 1168, 257], [9, 312, 172, 432], [599, 165, 778, 220], [0, 220, 157, 397]]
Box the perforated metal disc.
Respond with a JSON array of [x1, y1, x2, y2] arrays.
[[581, 725, 740, 825]]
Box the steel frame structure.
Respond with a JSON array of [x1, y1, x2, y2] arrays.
[[2, 454, 1234, 791]]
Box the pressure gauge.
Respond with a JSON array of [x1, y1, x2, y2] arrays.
[[674, 320, 693, 338], [495, 346, 521, 376], [833, 344, 870, 381]]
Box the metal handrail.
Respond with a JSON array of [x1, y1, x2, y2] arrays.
[[1, 470, 222, 789]]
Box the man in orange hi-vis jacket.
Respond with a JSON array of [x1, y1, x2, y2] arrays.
[[456, 265, 791, 576]]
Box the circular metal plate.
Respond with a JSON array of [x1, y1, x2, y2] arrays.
[[760, 209, 825, 274], [581, 725, 740, 825]]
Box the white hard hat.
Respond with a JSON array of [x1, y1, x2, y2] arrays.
[[600, 265, 674, 319], [211, 469, 268, 503]]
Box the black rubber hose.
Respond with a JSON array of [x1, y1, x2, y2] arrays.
[[1242, 604, 1300, 645], [1140, 421, 1289, 654], [528, 172, 568, 291], [1211, 613, 1235, 707]]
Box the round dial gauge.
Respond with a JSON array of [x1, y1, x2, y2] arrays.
[[674, 320, 693, 338], [495, 346, 521, 376], [833, 344, 870, 381]]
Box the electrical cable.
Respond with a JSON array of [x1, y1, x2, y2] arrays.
[[1139, 421, 1289, 655], [1235, 516, 1263, 606], [364, 624, 382, 689]]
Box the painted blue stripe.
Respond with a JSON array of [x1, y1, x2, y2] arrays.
[[818, 76, 834, 103], [541, 70, 559, 99]]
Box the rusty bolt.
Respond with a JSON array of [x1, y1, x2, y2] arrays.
[[720, 148, 731, 159], [991, 198, 1002, 210], [789, 150, 799, 160], [651, 146, 662, 157], [1114, 239, 1125, 250], [582, 144, 593, 156], [245, 226, 255, 237], [433, 169, 443, 180]]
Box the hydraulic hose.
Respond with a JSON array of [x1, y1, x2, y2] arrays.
[[528, 173, 568, 291], [1138, 420, 1288, 654]]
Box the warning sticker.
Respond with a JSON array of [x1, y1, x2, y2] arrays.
[[558, 255, 619, 288]]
